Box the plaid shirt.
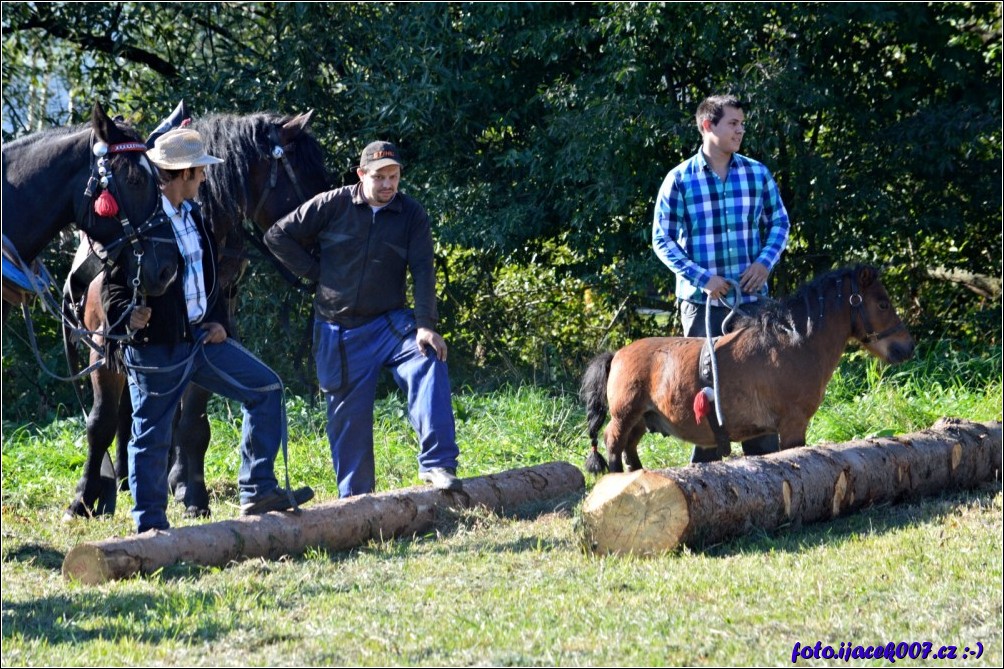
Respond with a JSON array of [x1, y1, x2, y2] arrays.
[[653, 150, 790, 305], [163, 196, 207, 323]]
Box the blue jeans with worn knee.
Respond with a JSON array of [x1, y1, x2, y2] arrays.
[[124, 336, 286, 532], [314, 308, 459, 497]]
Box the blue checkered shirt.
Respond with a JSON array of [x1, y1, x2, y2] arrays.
[[163, 196, 207, 323], [652, 150, 790, 305]]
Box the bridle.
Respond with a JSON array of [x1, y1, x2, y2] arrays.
[[9, 133, 174, 384], [847, 273, 908, 344], [250, 124, 309, 225], [242, 124, 315, 290], [798, 269, 909, 346], [78, 137, 176, 289]]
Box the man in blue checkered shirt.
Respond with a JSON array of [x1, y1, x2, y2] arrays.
[[652, 94, 791, 461]]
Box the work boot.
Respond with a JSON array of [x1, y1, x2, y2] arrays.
[[419, 467, 462, 492], [240, 486, 314, 515]]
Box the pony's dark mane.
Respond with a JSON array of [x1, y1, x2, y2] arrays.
[[194, 113, 328, 235], [731, 264, 875, 346]]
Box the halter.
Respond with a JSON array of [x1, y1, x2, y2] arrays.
[[242, 124, 315, 290], [847, 273, 908, 344]]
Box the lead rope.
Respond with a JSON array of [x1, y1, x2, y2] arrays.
[[704, 279, 744, 428]]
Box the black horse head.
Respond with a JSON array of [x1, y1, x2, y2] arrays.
[[2, 102, 179, 302], [81, 102, 179, 298], [192, 111, 330, 288]]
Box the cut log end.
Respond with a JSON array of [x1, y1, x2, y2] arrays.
[[581, 470, 689, 555], [63, 544, 139, 585]]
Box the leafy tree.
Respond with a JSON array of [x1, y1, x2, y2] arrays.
[[3, 2, 1000, 422]]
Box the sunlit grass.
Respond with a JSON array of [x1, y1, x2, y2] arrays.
[[2, 343, 1000, 665]]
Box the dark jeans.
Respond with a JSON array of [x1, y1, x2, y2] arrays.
[[124, 337, 287, 532], [679, 299, 780, 459], [313, 308, 459, 497]]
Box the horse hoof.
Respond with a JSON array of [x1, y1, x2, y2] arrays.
[[183, 506, 211, 519], [63, 498, 95, 521]]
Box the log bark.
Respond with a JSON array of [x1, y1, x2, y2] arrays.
[[63, 461, 584, 584], [581, 418, 1002, 556]]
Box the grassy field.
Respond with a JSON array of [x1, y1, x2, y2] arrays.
[[2, 342, 1001, 666]]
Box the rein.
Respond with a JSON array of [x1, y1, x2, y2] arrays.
[[703, 280, 745, 430]]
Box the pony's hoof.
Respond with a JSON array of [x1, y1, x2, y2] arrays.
[[183, 506, 211, 519]]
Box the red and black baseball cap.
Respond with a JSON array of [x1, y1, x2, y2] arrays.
[[359, 141, 403, 170]]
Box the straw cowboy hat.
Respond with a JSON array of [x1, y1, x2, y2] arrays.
[[147, 128, 223, 170]]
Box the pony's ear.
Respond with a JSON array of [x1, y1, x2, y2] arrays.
[[281, 110, 314, 142], [856, 264, 878, 288]]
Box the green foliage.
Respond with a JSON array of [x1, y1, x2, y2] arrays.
[[2, 2, 1000, 412]]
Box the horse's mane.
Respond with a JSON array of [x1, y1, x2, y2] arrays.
[[194, 112, 328, 234], [730, 264, 875, 347]]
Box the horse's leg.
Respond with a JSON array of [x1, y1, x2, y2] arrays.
[[170, 383, 213, 518], [740, 433, 780, 456], [776, 417, 809, 450], [65, 366, 123, 518], [168, 402, 187, 503], [690, 444, 722, 463], [603, 412, 642, 474], [621, 422, 648, 472]]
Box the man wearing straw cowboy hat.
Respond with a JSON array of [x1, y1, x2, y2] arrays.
[[103, 128, 313, 533]]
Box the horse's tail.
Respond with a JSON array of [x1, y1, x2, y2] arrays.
[[580, 351, 614, 475]]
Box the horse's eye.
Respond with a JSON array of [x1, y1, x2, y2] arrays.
[[879, 301, 890, 310]]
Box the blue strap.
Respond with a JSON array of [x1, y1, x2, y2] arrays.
[[3, 251, 54, 292]]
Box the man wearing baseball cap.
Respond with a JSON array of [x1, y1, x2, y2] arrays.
[[266, 140, 462, 496], [104, 128, 314, 533]]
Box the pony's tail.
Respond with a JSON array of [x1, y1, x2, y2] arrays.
[[580, 351, 614, 475]]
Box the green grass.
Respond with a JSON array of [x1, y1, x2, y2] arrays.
[[2, 343, 1001, 666]]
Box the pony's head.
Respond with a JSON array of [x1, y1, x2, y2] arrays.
[[847, 265, 915, 364]]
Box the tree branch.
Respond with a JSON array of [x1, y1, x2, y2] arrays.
[[10, 9, 179, 80]]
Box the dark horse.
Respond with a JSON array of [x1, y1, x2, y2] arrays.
[[581, 265, 916, 473], [2, 103, 179, 328], [62, 111, 330, 519]]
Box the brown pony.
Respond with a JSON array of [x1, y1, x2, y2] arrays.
[[581, 265, 915, 473]]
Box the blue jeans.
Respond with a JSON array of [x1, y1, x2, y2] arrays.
[[314, 309, 459, 497], [124, 336, 286, 532]]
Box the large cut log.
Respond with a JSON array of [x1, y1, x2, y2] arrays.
[[63, 461, 583, 584], [581, 418, 1001, 556]]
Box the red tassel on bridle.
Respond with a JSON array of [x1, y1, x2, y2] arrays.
[[94, 189, 120, 217]]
